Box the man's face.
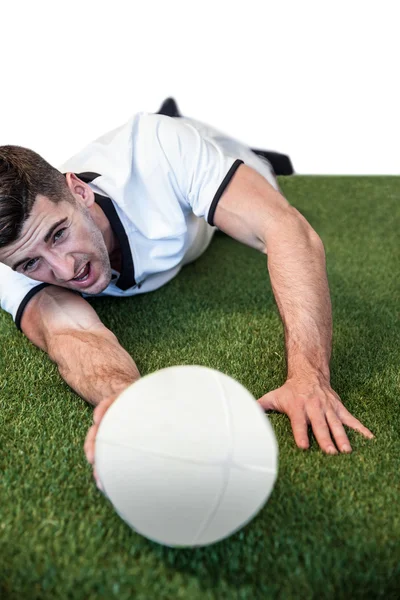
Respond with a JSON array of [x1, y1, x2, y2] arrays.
[[0, 193, 113, 295]]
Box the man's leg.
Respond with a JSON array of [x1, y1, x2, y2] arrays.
[[251, 148, 294, 176], [156, 98, 294, 178]]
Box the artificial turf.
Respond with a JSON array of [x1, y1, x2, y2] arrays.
[[0, 175, 399, 599]]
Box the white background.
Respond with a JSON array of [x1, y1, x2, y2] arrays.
[[0, 0, 398, 175]]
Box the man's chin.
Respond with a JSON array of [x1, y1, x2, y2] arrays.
[[69, 272, 112, 295], [79, 283, 109, 296]]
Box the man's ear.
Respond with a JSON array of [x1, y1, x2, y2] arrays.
[[64, 172, 95, 208]]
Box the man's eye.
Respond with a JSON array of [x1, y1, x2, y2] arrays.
[[53, 228, 66, 243], [23, 258, 38, 272]]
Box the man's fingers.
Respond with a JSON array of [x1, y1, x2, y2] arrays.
[[93, 396, 118, 425], [338, 408, 375, 439], [257, 383, 374, 457], [288, 411, 310, 449], [93, 402, 108, 425], [325, 410, 352, 453], [307, 404, 338, 454], [257, 390, 279, 412], [84, 424, 97, 464]]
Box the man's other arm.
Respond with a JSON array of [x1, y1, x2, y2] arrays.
[[20, 286, 140, 407], [211, 163, 374, 453]]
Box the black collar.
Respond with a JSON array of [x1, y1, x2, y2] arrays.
[[63, 172, 136, 290]]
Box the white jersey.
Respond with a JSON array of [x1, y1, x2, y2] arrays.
[[0, 112, 278, 330]]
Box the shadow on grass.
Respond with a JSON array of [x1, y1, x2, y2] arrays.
[[115, 469, 400, 598]]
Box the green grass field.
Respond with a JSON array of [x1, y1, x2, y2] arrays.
[[1, 175, 399, 599]]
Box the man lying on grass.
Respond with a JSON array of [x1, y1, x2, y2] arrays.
[[0, 109, 374, 488]]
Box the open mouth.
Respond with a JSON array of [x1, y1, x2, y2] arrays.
[[73, 262, 90, 282]]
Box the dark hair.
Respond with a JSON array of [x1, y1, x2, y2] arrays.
[[0, 145, 73, 248]]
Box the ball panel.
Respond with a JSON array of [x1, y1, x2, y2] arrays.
[[96, 440, 228, 547], [96, 366, 232, 463], [216, 371, 279, 473], [196, 466, 277, 546]]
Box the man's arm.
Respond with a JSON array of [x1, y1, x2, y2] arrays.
[[20, 286, 141, 486], [20, 286, 140, 407], [261, 202, 332, 382], [212, 164, 374, 453], [212, 164, 331, 377]]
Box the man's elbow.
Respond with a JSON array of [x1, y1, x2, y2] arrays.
[[286, 206, 324, 246], [263, 206, 325, 255]]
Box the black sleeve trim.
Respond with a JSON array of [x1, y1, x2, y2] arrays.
[[207, 159, 244, 226], [15, 283, 51, 331]]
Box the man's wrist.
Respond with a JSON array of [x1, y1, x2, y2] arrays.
[[287, 354, 331, 383]]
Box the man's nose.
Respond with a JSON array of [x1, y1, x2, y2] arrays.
[[47, 254, 76, 282]]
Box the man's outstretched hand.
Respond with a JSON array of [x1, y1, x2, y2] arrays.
[[257, 376, 374, 454]]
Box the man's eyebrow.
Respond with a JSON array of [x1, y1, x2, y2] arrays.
[[12, 217, 69, 271]]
